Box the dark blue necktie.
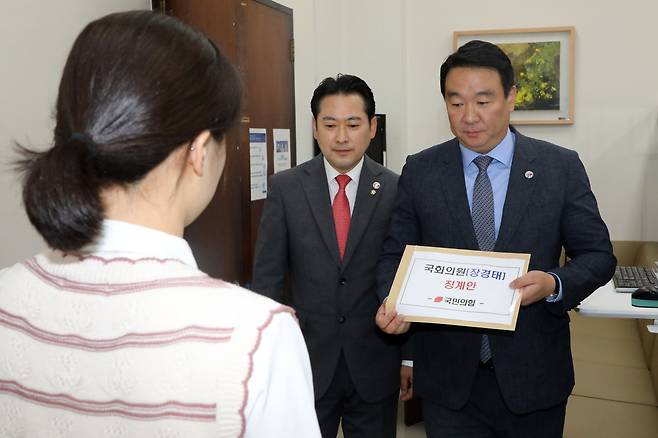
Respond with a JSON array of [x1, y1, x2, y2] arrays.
[[472, 155, 495, 363]]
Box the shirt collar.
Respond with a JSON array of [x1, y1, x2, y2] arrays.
[[459, 128, 515, 169], [82, 219, 198, 268], [323, 156, 364, 186]]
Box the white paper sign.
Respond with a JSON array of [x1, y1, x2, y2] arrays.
[[249, 128, 268, 201], [386, 245, 530, 330], [272, 128, 291, 173]]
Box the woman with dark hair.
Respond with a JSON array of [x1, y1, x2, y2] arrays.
[[0, 11, 320, 437]]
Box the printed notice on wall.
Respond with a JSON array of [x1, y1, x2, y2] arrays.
[[272, 128, 291, 173], [249, 128, 268, 201], [385, 245, 530, 330]]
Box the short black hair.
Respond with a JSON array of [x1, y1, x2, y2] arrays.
[[440, 40, 515, 97], [310, 74, 375, 121]]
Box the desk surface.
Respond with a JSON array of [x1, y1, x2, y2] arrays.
[[576, 280, 658, 319]]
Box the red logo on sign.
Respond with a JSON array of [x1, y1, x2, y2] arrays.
[[434, 296, 443, 303]]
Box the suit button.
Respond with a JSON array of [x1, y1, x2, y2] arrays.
[[339, 278, 347, 285], [338, 316, 346, 324]]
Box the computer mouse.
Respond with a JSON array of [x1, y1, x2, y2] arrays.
[[631, 286, 658, 308]]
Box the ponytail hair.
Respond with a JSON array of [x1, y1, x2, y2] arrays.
[[15, 11, 242, 251], [16, 134, 102, 251]]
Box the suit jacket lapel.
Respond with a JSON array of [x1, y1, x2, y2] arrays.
[[437, 140, 480, 250], [495, 130, 538, 251], [300, 155, 341, 267], [341, 157, 382, 269]]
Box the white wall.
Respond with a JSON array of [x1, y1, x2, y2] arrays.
[[0, 0, 148, 267], [276, 0, 407, 169]]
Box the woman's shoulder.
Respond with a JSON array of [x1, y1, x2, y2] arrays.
[[179, 280, 300, 347], [203, 281, 296, 321]]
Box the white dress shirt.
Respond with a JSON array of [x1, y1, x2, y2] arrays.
[[324, 156, 364, 215]]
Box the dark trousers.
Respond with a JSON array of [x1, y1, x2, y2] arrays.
[[315, 352, 398, 438], [423, 366, 566, 438]]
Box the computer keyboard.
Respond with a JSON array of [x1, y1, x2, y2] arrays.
[[613, 265, 658, 292]]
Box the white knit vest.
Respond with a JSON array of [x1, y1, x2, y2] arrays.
[[0, 251, 293, 438]]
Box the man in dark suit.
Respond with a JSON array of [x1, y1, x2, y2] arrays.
[[375, 41, 616, 437], [252, 74, 400, 438]]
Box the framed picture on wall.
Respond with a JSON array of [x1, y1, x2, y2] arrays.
[[454, 26, 575, 125]]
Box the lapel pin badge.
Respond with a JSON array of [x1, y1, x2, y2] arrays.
[[370, 181, 380, 196], [524, 170, 534, 179]]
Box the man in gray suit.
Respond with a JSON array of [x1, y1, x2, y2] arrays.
[[252, 74, 400, 438], [376, 41, 616, 437]]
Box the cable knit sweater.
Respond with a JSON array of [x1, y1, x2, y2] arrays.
[[0, 220, 320, 438]]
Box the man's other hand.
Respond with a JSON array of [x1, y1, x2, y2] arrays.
[[510, 270, 556, 306], [375, 302, 410, 334], [400, 365, 413, 401]]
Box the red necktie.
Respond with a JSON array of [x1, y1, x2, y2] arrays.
[[333, 174, 351, 261]]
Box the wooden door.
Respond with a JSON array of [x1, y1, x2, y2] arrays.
[[162, 0, 244, 283], [157, 0, 295, 285], [240, 0, 296, 283]]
